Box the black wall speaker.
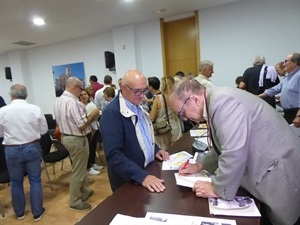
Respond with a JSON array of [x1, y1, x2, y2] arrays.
[[5, 67, 12, 80], [104, 51, 115, 71]]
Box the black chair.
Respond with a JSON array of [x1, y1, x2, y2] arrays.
[[39, 132, 70, 190], [48, 129, 57, 140], [0, 138, 9, 217], [44, 114, 56, 130]]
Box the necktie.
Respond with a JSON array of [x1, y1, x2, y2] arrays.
[[204, 90, 221, 156]]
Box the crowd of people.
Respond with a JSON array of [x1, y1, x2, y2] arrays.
[[0, 52, 299, 224]]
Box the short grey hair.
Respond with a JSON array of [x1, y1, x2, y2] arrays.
[[199, 60, 214, 72], [291, 52, 300, 66], [253, 55, 265, 66], [171, 78, 206, 101], [10, 84, 27, 99]]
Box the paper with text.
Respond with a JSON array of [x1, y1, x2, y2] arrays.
[[145, 212, 237, 225], [109, 214, 166, 225], [190, 129, 207, 137], [162, 151, 193, 170]]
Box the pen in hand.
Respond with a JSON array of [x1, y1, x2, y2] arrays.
[[181, 159, 190, 170]]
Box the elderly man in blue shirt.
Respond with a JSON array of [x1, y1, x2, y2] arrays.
[[259, 52, 300, 126]]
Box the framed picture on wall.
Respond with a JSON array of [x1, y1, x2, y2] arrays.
[[52, 62, 85, 97]]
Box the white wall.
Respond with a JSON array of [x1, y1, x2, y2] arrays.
[[112, 25, 137, 79], [1, 0, 299, 115], [199, 0, 300, 86], [134, 19, 164, 79]]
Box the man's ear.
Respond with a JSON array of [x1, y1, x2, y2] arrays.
[[189, 95, 197, 104], [190, 95, 203, 107]]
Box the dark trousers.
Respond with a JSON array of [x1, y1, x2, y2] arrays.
[[87, 129, 102, 168], [295, 217, 300, 225], [284, 108, 298, 124]]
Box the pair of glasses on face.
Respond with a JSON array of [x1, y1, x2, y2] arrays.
[[284, 59, 292, 64], [124, 84, 148, 96], [74, 85, 85, 91], [178, 96, 190, 117]]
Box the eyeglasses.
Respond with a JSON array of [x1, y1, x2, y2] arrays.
[[74, 85, 85, 91], [178, 96, 190, 117], [124, 84, 148, 96], [284, 59, 292, 63]]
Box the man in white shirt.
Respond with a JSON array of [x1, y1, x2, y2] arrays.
[[194, 60, 215, 88], [94, 75, 118, 110], [0, 84, 48, 222]]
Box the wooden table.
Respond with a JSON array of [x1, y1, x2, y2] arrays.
[[76, 131, 260, 225]]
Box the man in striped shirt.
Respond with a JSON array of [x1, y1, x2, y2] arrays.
[[54, 77, 99, 211]]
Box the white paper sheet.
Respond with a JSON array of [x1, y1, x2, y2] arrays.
[[174, 172, 212, 188], [190, 129, 207, 137], [198, 123, 208, 129], [109, 214, 166, 225], [145, 212, 237, 225], [194, 137, 208, 145], [162, 151, 193, 170]]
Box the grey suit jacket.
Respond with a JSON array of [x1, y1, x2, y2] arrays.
[[201, 86, 300, 225]]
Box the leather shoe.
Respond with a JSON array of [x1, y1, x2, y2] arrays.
[[69, 202, 91, 211], [82, 190, 94, 202], [33, 207, 45, 222]]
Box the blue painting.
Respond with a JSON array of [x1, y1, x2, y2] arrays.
[[52, 62, 85, 97]]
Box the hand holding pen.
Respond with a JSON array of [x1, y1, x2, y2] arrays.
[[179, 152, 204, 175]]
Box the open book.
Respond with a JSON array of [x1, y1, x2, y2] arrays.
[[208, 196, 261, 217]]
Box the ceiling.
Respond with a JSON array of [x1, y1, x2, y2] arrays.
[[0, 0, 244, 55]]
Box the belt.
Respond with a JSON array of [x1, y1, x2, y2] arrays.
[[62, 134, 86, 137], [4, 139, 39, 147]]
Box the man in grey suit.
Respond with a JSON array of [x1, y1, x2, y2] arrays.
[[170, 79, 300, 225]]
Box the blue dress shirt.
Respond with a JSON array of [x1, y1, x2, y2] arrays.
[[264, 67, 300, 109]]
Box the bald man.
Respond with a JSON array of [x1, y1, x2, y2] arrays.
[[100, 69, 169, 192], [54, 77, 99, 211]]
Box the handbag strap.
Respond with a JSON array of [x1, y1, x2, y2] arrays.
[[162, 95, 170, 123]]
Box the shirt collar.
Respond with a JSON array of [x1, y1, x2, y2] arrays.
[[11, 99, 27, 104], [287, 67, 300, 77]]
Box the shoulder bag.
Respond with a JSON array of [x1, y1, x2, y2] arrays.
[[153, 95, 172, 136]]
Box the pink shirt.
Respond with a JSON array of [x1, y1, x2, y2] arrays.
[[91, 82, 104, 99]]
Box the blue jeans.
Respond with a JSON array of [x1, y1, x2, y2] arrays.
[[4, 143, 44, 217]]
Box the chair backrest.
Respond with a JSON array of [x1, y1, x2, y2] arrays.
[[44, 114, 56, 130], [44, 114, 53, 121], [0, 138, 10, 183], [39, 132, 53, 155]]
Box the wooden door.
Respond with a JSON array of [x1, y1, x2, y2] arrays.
[[161, 12, 200, 77]]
